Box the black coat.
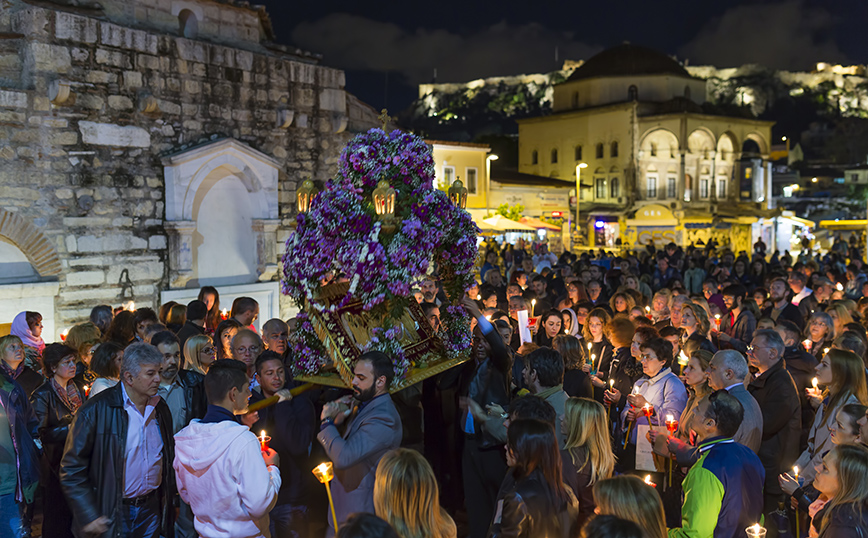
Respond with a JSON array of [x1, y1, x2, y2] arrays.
[[561, 446, 596, 529], [175, 321, 205, 351], [30, 378, 86, 473], [175, 369, 207, 423], [783, 346, 819, 451], [14, 365, 44, 398], [489, 471, 579, 538], [762, 303, 806, 331], [460, 323, 512, 449], [60, 382, 175, 538], [607, 346, 643, 426], [722, 309, 756, 354], [748, 359, 802, 496]]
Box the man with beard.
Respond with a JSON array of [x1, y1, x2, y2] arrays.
[[250, 351, 317, 538], [420, 278, 442, 306], [761, 278, 805, 331], [317, 351, 401, 537], [151, 331, 207, 537], [798, 276, 833, 319], [261, 319, 289, 357]]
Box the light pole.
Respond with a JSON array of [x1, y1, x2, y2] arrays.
[[575, 162, 588, 244], [486, 154, 498, 215]]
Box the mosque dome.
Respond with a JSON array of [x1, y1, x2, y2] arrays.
[[567, 44, 691, 81]]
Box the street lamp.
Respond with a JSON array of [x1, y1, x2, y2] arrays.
[[575, 163, 588, 243], [812, 177, 818, 183]]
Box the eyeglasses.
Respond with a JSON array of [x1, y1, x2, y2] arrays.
[[745, 345, 772, 355], [639, 354, 659, 362], [235, 345, 260, 355]]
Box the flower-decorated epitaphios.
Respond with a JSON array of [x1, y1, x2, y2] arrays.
[[282, 128, 478, 385]]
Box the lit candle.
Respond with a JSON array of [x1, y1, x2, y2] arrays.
[[125, 301, 135, 311], [836, 282, 844, 291], [60, 328, 69, 342], [259, 430, 270, 451], [802, 338, 812, 350], [793, 465, 799, 479], [665, 413, 678, 433], [531, 299, 536, 317], [221, 308, 229, 320], [587, 342, 593, 351], [746, 523, 767, 538], [642, 403, 653, 418], [645, 305, 652, 319], [678, 349, 689, 367], [823, 347, 830, 355], [714, 313, 721, 330], [476, 294, 481, 301], [83, 384, 92, 397], [609, 379, 614, 389], [812, 377, 819, 390], [643, 474, 656, 488]]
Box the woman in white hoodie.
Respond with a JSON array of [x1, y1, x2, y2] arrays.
[[173, 359, 282, 538]]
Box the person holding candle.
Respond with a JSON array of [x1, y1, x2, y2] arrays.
[[561, 308, 580, 337], [777, 320, 821, 451], [620, 337, 688, 470], [680, 303, 718, 358], [250, 351, 317, 538], [29, 343, 83, 538], [602, 318, 642, 434], [173, 359, 282, 538], [804, 312, 836, 362], [215, 318, 243, 360], [669, 390, 765, 538], [562, 397, 615, 528], [791, 349, 868, 487], [581, 308, 614, 402], [489, 419, 579, 538], [198, 286, 222, 333], [555, 335, 593, 399], [534, 310, 564, 348], [593, 475, 667, 538], [806, 444, 868, 538], [0, 335, 43, 398], [317, 351, 402, 538]]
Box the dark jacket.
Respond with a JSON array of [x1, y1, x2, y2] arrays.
[[60, 382, 175, 538], [748, 359, 802, 496], [175, 369, 207, 423], [30, 378, 86, 473], [815, 502, 868, 538], [563, 369, 593, 399], [583, 339, 613, 404], [13, 365, 44, 398], [560, 446, 596, 529], [0, 370, 40, 503], [783, 345, 820, 451], [460, 321, 512, 449], [722, 309, 756, 354], [798, 293, 825, 320], [250, 389, 317, 506], [762, 303, 806, 331], [175, 321, 205, 350], [489, 471, 579, 538], [607, 346, 643, 427]]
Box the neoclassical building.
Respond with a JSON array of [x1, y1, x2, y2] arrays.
[[517, 44, 776, 251], [0, 0, 381, 338]]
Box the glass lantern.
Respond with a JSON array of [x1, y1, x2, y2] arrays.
[[296, 179, 317, 213], [449, 179, 468, 209]]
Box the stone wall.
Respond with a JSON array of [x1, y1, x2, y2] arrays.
[[0, 1, 376, 335]]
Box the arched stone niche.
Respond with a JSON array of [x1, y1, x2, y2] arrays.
[[162, 138, 281, 289]]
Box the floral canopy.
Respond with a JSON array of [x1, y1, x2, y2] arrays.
[[281, 128, 478, 388]]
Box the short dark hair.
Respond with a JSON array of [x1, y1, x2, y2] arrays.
[[776, 320, 802, 342], [231, 297, 258, 316], [255, 350, 284, 373], [90, 341, 124, 378], [133, 307, 158, 328], [186, 300, 208, 321], [639, 337, 674, 368], [581, 515, 644, 538], [524, 347, 565, 387], [722, 284, 747, 303], [204, 359, 249, 404], [705, 389, 744, 438], [659, 326, 681, 339], [357, 350, 395, 387], [42, 343, 76, 377], [507, 394, 556, 427], [532, 274, 547, 285], [337, 513, 399, 538], [151, 331, 179, 350], [89, 305, 114, 333]]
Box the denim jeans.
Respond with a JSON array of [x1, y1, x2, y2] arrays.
[[120, 493, 161, 538], [270, 504, 309, 538], [0, 493, 23, 538]]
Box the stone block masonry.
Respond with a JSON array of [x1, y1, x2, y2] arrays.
[[0, 2, 379, 335]]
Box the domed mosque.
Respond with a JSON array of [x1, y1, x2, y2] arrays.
[[517, 43, 780, 252]]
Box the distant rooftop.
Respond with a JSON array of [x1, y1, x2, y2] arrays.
[[566, 43, 692, 82]]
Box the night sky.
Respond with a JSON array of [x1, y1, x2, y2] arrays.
[[257, 0, 868, 112]]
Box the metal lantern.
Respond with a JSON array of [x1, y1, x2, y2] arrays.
[[297, 179, 317, 213], [449, 179, 468, 209], [372, 180, 396, 218]]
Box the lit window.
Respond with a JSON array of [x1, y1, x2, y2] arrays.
[[647, 176, 658, 198], [667, 177, 676, 198], [466, 167, 478, 194]]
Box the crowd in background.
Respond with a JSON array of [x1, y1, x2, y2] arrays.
[[2, 236, 868, 537]]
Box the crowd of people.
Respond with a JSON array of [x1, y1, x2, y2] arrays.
[[3, 239, 868, 538]]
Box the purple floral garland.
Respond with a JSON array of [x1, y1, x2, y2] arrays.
[[281, 128, 478, 379]]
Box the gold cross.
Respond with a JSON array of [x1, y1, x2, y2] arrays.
[[378, 108, 393, 130]]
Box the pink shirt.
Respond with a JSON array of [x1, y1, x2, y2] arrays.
[[121, 383, 163, 497]]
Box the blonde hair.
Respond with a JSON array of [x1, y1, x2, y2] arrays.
[[681, 303, 710, 336], [822, 349, 868, 429], [66, 322, 102, 362], [594, 476, 667, 538], [609, 292, 636, 314], [820, 444, 868, 535], [563, 397, 615, 485], [826, 303, 855, 329], [184, 334, 213, 374], [374, 448, 457, 538]]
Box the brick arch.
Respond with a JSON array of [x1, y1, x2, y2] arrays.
[[0, 210, 61, 276]]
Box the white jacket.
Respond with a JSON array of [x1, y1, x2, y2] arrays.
[[174, 418, 281, 538]]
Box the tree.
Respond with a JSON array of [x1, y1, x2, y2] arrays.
[[485, 203, 524, 221]]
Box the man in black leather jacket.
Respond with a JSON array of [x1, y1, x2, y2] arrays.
[[458, 296, 512, 538], [60, 342, 175, 538]]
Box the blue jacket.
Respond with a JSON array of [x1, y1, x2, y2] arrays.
[[669, 436, 765, 538], [0, 370, 40, 504]]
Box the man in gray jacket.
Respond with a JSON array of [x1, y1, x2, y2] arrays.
[[317, 351, 402, 538], [706, 350, 763, 453]]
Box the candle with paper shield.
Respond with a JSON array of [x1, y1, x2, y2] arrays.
[[714, 314, 721, 330], [221, 308, 229, 320], [645, 305, 652, 319], [258, 430, 270, 451], [60, 328, 69, 342], [802, 338, 812, 351], [313, 462, 339, 533], [746, 524, 766, 538]]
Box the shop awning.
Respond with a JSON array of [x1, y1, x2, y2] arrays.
[[519, 217, 561, 231], [482, 215, 537, 232], [818, 219, 866, 230]]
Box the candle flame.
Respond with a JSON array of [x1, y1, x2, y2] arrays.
[[812, 377, 819, 389], [609, 379, 614, 388], [793, 465, 799, 477], [644, 475, 653, 485], [823, 348, 830, 355], [750, 524, 762, 533], [836, 282, 844, 291], [645, 306, 651, 312], [477, 294, 481, 300], [715, 314, 720, 319], [317, 463, 329, 474], [222, 308, 228, 315], [260, 430, 266, 442], [588, 342, 593, 350], [666, 413, 674, 421], [125, 301, 135, 311]]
